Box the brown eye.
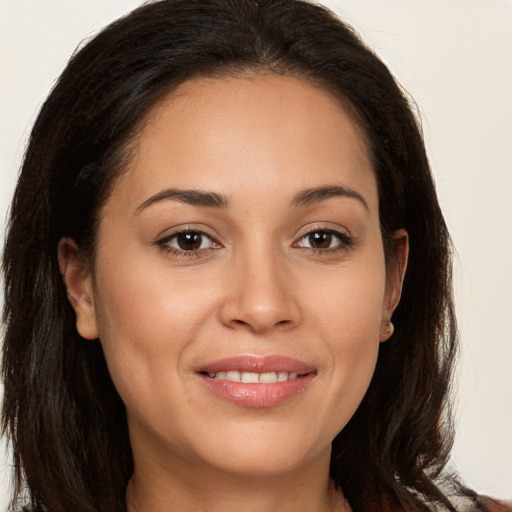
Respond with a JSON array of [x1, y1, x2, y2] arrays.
[[175, 232, 203, 250], [164, 231, 215, 252], [307, 231, 333, 249], [295, 229, 351, 251]]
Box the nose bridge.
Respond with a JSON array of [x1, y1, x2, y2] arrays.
[[220, 236, 299, 333]]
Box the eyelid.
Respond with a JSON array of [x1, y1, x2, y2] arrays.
[[155, 222, 220, 243], [153, 222, 354, 257], [292, 223, 354, 251], [155, 225, 222, 256], [293, 222, 352, 241], [166, 232, 216, 251]]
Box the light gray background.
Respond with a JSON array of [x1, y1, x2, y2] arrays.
[[1, 0, 511, 507]]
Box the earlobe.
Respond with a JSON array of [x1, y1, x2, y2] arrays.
[[379, 321, 394, 342], [58, 238, 99, 340], [380, 229, 409, 342]]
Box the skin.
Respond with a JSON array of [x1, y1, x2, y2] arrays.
[[59, 74, 408, 512]]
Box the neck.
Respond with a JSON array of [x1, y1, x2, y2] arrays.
[[126, 448, 350, 512]]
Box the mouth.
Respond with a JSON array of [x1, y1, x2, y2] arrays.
[[197, 355, 316, 408], [202, 370, 301, 383]]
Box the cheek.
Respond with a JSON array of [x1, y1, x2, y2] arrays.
[[307, 254, 386, 343], [96, 258, 212, 340], [304, 257, 385, 420], [92, 259, 217, 407], [322, 324, 381, 439]]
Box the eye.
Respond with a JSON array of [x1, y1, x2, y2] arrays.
[[294, 230, 351, 251], [158, 230, 219, 254]]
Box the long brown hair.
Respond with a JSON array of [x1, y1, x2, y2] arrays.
[[3, 1, 460, 510]]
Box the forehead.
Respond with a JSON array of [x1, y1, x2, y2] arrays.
[[113, 73, 376, 213]]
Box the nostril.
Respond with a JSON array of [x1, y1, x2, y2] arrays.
[[225, 317, 295, 333]]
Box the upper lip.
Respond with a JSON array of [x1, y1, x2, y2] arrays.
[[198, 355, 316, 375]]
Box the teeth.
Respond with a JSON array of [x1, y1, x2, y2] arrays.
[[225, 370, 240, 381], [241, 372, 259, 383], [259, 372, 278, 383], [277, 371, 288, 382], [207, 371, 300, 383]]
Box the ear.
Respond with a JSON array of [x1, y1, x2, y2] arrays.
[[380, 229, 409, 342], [58, 238, 99, 340]]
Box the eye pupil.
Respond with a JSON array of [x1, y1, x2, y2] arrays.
[[177, 232, 202, 250], [309, 231, 332, 249]]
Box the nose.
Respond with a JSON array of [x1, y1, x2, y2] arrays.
[[219, 247, 301, 334]]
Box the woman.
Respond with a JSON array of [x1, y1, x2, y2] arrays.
[[1, 1, 510, 511]]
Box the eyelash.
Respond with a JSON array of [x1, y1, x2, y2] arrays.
[[156, 228, 353, 258], [293, 229, 353, 254], [156, 230, 221, 258]]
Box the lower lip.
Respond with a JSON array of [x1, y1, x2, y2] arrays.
[[200, 374, 315, 408]]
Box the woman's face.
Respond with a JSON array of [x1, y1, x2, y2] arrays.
[[63, 74, 406, 479]]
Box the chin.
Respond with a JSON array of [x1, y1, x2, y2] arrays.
[[179, 417, 336, 479]]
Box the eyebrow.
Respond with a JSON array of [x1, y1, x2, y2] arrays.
[[135, 188, 228, 214], [135, 183, 369, 214], [292, 185, 369, 210]]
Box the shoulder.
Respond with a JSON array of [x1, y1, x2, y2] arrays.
[[465, 496, 512, 512], [431, 473, 512, 512], [444, 493, 512, 512], [427, 495, 512, 512]]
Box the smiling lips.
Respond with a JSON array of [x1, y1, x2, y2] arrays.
[[198, 355, 316, 408], [207, 370, 300, 383]]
